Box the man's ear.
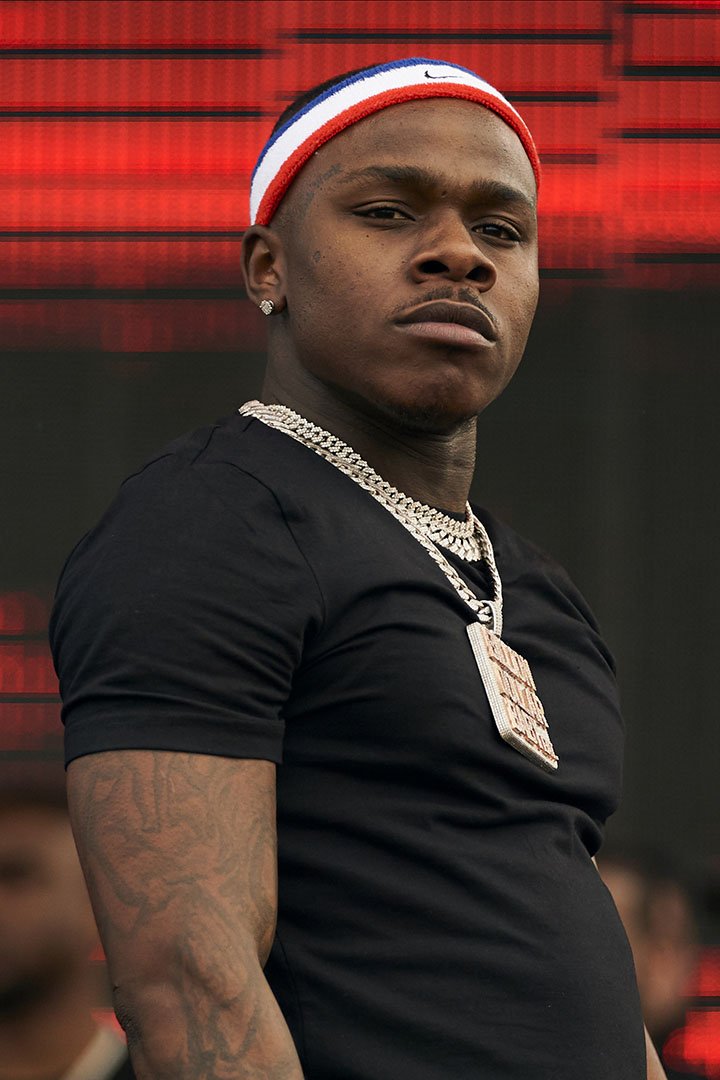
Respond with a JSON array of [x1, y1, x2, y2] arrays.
[[241, 225, 287, 313]]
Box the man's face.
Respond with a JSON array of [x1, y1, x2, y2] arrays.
[[273, 98, 539, 432], [0, 806, 97, 1009]]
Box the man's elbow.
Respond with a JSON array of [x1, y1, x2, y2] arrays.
[[111, 938, 267, 1058]]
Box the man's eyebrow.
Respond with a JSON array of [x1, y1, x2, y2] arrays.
[[336, 165, 536, 211]]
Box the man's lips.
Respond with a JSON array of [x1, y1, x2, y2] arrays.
[[393, 301, 498, 349]]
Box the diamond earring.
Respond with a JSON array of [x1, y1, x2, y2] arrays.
[[258, 299, 275, 316]]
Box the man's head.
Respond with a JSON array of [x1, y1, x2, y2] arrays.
[[242, 60, 540, 435], [0, 785, 98, 1013]]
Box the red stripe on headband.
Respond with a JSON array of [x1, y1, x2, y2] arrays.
[[254, 83, 540, 226]]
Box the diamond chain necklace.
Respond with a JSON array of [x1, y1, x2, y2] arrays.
[[238, 400, 503, 633], [238, 400, 560, 772]]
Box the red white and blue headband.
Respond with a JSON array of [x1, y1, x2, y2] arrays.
[[250, 58, 540, 226]]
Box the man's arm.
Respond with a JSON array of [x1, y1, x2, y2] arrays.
[[67, 749, 303, 1080]]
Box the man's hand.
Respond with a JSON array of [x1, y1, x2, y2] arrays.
[[67, 749, 303, 1079]]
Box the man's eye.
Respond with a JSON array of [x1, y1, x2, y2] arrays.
[[356, 206, 410, 221], [477, 222, 522, 242]]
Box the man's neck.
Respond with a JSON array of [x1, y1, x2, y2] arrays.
[[260, 375, 477, 513], [0, 980, 98, 1080]]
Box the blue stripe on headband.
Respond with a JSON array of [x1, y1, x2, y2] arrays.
[[251, 57, 483, 186]]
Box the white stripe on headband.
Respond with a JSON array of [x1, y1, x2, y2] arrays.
[[250, 58, 540, 226]]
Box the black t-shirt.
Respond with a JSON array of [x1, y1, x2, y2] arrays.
[[50, 413, 646, 1080]]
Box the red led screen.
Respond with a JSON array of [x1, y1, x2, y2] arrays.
[[0, 591, 61, 759], [664, 948, 720, 1078], [3, 10, 718, 733], [1, 0, 718, 354]]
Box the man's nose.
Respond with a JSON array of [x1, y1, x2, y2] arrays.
[[408, 213, 497, 289]]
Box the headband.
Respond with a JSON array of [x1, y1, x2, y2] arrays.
[[250, 58, 540, 226]]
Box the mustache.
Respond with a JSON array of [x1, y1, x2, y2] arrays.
[[391, 287, 498, 335]]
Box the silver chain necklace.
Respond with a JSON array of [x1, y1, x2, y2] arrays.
[[238, 399, 559, 772], [238, 399, 503, 631], [244, 405, 486, 560]]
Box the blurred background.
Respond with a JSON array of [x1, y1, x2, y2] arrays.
[[0, 0, 718, 1075]]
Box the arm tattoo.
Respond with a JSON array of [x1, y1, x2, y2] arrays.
[[68, 751, 303, 1079]]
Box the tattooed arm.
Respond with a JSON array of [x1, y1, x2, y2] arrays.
[[67, 749, 303, 1080]]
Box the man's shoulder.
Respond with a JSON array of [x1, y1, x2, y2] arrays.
[[120, 411, 268, 493], [119, 410, 346, 510], [50, 414, 326, 668], [54, 414, 311, 598]]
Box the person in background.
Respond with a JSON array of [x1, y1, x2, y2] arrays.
[[600, 847, 704, 1080], [0, 776, 134, 1080]]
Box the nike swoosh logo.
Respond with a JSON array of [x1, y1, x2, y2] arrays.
[[424, 70, 454, 79]]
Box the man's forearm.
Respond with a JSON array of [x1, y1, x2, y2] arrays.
[[117, 966, 304, 1080], [66, 752, 300, 1079]]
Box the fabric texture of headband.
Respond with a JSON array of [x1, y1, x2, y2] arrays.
[[250, 57, 540, 226]]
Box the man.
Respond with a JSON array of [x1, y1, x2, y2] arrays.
[[0, 778, 134, 1080], [50, 59, 665, 1078], [600, 849, 703, 1080]]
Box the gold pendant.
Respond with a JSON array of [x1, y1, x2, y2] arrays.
[[466, 622, 559, 773]]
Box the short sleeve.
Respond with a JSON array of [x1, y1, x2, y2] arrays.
[[49, 454, 324, 766]]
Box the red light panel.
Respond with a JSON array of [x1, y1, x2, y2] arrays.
[[0, 591, 51, 633], [663, 949, 720, 1078], [665, 1009, 720, 1079], [0, 644, 58, 696], [0, 593, 60, 757], [688, 948, 720, 999], [629, 10, 720, 67], [0, 0, 716, 344]]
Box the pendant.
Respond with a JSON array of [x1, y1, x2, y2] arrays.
[[466, 621, 558, 773]]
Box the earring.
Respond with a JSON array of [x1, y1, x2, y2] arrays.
[[258, 299, 275, 316]]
